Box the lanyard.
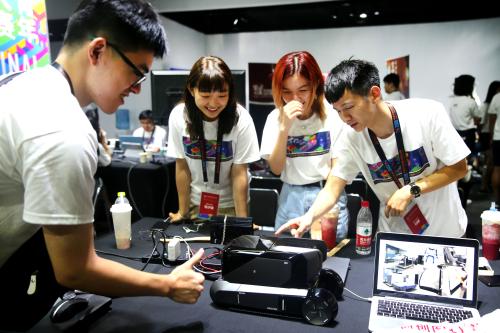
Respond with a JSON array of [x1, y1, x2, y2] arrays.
[[0, 71, 23, 87], [368, 103, 410, 189], [142, 126, 156, 147], [51, 62, 74, 96], [199, 127, 223, 185]]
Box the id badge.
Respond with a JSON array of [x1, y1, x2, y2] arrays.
[[199, 191, 220, 219], [403, 202, 429, 234]]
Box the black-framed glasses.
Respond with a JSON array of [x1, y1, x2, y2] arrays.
[[106, 40, 147, 87]]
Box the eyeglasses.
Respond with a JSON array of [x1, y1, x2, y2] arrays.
[[106, 40, 147, 87]]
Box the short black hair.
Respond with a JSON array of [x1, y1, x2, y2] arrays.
[[64, 0, 167, 57], [383, 73, 400, 87], [325, 59, 380, 104], [138, 109, 154, 121], [453, 74, 475, 97]]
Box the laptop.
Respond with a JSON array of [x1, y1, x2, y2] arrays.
[[118, 135, 144, 160], [368, 232, 480, 332]]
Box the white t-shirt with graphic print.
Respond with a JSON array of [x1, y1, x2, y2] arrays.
[[260, 102, 346, 185], [332, 99, 470, 237], [167, 103, 260, 208]]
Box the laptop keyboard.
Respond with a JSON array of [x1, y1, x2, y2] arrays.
[[377, 299, 474, 323]]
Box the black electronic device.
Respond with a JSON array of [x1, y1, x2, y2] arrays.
[[49, 292, 112, 331], [209, 215, 253, 245], [210, 235, 343, 325], [210, 268, 342, 326], [479, 275, 500, 287], [50, 298, 89, 323], [222, 235, 323, 288]]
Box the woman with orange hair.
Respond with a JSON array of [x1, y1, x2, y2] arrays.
[[260, 51, 348, 238]]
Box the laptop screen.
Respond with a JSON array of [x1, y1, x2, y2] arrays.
[[373, 232, 479, 308]]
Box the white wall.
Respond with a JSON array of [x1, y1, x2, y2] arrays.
[[45, 0, 500, 137], [206, 17, 500, 107]]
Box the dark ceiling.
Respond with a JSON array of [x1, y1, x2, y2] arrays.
[[48, 0, 500, 41], [161, 0, 500, 34]]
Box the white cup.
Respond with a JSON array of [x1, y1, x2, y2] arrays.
[[110, 203, 132, 249], [139, 152, 148, 163]]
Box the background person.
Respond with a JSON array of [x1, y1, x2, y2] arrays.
[[260, 51, 348, 239], [167, 56, 260, 221], [0, 1, 204, 331], [383, 73, 405, 101], [488, 92, 500, 207], [276, 59, 469, 239], [478, 81, 500, 193], [133, 109, 167, 152]]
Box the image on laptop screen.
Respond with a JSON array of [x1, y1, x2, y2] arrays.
[[374, 234, 478, 307]]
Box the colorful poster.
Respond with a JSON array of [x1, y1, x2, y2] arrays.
[[0, 0, 50, 75], [386, 55, 409, 98]]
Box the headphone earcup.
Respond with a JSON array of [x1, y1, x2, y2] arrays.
[[302, 287, 338, 326], [317, 268, 344, 299]]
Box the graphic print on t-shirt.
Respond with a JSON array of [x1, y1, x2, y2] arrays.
[[368, 146, 430, 184], [286, 131, 331, 158], [183, 137, 233, 162]]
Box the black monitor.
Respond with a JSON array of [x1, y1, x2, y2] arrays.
[[151, 70, 246, 126]]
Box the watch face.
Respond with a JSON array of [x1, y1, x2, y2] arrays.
[[410, 185, 421, 196]]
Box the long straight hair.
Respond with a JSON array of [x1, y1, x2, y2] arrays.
[[182, 56, 238, 140]]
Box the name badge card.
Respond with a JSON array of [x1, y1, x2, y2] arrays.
[[403, 202, 429, 234], [199, 192, 220, 219]]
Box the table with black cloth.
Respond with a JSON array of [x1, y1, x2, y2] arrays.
[[31, 218, 500, 333], [96, 158, 178, 223]]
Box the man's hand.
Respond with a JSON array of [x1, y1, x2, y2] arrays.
[[275, 213, 313, 238], [385, 185, 412, 218], [167, 248, 205, 304]]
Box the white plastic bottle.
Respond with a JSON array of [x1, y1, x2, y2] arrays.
[[356, 200, 372, 255], [115, 191, 129, 205]]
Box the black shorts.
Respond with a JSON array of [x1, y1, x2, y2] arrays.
[[479, 132, 491, 152], [492, 141, 500, 166]]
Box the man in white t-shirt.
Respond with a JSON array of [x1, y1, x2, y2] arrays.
[[277, 59, 469, 239], [383, 73, 405, 101], [133, 109, 167, 152], [0, 1, 204, 330], [488, 93, 500, 206]]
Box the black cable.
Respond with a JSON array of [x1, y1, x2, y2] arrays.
[[126, 162, 144, 219], [95, 249, 142, 261], [161, 161, 170, 218]]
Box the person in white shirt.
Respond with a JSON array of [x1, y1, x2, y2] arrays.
[[478, 81, 500, 193], [447, 74, 481, 155], [276, 59, 469, 239], [0, 1, 204, 330], [133, 109, 167, 152], [488, 92, 500, 206], [260, 51, 348, 239], [167, 56, 260, 221], [383, 73, 405, 101]]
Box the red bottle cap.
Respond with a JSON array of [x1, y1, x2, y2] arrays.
[[361, 200, 370, 208]]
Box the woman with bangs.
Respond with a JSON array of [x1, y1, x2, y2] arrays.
[[167, 56, 260, 221], [261, 51, 349, 239]]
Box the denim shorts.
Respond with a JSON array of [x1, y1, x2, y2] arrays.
[[274, 182, 348, 240]]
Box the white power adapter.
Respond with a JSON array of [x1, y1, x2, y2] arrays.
[[167, 238, 181, 261]]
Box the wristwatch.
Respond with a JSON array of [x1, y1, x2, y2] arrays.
[[409, 181, 421, 198]]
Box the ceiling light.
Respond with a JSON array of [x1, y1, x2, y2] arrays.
[[359, 13, 367, 19], [332, 15, 337, 19], [233, 18, 239, 25], [374, 11, 380, 16]]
